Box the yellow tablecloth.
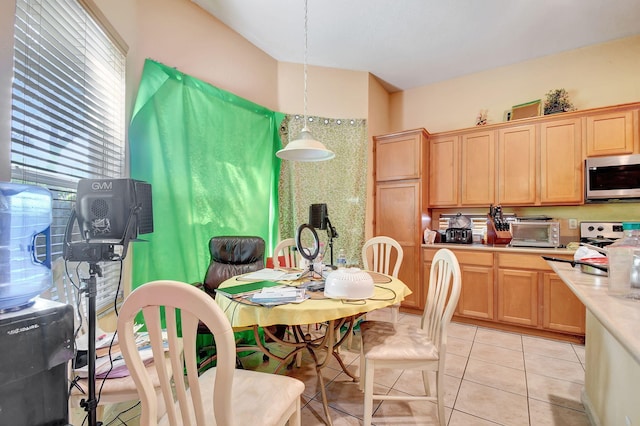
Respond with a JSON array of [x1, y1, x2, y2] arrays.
[[215, 273, 412, 328]]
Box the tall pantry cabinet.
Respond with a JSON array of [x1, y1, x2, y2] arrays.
[[373, 129, 429, 312]]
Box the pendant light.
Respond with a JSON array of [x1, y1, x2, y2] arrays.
[[276, 0, 335, 162]]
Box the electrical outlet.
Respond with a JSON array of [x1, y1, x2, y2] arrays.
[[569, 219, 578, 230], [625, 415, 631, 426]]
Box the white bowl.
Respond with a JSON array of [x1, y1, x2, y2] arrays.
[[324, 268, 374, 300]]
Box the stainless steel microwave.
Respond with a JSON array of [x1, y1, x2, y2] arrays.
[[586, 154, 640, 201], [509, 221, 561, 248]]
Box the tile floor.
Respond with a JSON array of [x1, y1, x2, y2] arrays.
[[88, 308, 590, 425]]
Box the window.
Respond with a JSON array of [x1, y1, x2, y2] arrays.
[[11, 0, 127, 313]]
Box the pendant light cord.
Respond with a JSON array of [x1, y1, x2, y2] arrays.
[[303, 0, 309, 125]]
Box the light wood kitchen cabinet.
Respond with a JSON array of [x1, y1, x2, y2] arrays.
[[543, 271, 586, 334], [498, 124, 537, 205], [423, 248, 494, 320], [539, 118, 583, 204], [456, 250, 495, 320], [585, 109, 636, 157], [375, 129, 425, 181], [497, 266, 539, 326], [497, 253, 544, 327], [497, 252, 584, 333], [422, 258, 432, 308], [429, 135, 459, 206], [374, 129, 429, 312], [376, 181, 423, 310], [421, 247, 585, 341], [420, 102, 640, 208], [428, 130, 495, 207], [461, 130, 495, 206]]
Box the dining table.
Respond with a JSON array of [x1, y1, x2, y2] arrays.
[[214, 269, 412, 425]]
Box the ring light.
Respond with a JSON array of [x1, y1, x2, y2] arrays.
[[295, 223, 320, 261]]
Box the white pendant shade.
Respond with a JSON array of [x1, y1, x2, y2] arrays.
[[276, 126, 335, 162], [277, 0, 335, 163]]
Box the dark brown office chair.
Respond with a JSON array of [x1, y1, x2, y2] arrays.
[[197, 236, 284, 370], [201, 236, 266, 296]]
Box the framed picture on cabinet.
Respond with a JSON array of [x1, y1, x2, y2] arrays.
[[511, 99, 541, 120]]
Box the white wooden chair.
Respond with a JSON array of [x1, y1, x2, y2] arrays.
[[341, 236, 404, 350], [359, 248, 461, 426], [117, 279, 304, 425], [273, 238, 300, 269], [361, 236, 404, 322]]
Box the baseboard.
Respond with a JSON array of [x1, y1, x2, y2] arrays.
[[449, 316, 585, 344]]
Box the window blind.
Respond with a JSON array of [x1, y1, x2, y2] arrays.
[[11, 0, 126, 314]]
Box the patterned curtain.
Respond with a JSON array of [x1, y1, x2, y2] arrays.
[[278, 114, 367, 267]]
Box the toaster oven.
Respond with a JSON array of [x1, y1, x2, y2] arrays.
[[509, 221, 560, 248]]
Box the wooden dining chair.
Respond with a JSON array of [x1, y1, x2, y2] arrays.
[[362, 236, 404, 278], [273, 238, 300, 269], [342, 235, 404, 350], [117, 280, 304, 425], [361, 236, 404, 322], [359, 248, 461, 426]]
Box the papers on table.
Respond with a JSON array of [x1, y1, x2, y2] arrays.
[[215, 280, 281, 298], [250, 286, 308, 306], [217, 270, 311, 306], [237, 268, 303, 282]]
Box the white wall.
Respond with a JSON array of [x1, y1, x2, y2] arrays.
[[92, 0, 281, 145], [390, 35, 640, 134], [277, 61, 369, 119], [364, 75, 390, 239]]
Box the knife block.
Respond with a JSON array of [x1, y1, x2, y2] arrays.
[[486, 215, 512, 245]]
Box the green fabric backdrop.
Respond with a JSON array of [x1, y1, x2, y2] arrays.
[[128, 59, 283, 289]]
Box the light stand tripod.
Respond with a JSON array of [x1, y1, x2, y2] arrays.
[[324, 217, 339, 268], [61, 178, 153, 426], [63, 212, 137, 426], [79, 262, 102, 426]]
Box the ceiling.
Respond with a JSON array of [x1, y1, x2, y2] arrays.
[[192, 0, 640, 92]]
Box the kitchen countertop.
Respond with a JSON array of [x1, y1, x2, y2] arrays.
[[422, 243, 575, 256], [548, 261, 640, 364]]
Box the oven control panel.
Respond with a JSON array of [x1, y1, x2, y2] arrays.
[[580, 221, 624, 240]]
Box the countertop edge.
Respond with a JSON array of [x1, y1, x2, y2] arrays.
[[547, 261, 640, 364], [422, 243, 575, 255]]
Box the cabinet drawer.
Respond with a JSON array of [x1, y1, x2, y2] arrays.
[[455, 250, 493, 266], [497, 253, 572, 270], [422, 248, 438, 262], [423, 248, 493, 266]]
